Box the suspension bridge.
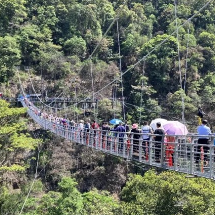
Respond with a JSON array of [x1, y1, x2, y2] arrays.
[[19, 97, 215, 180], [17, 0, 215, 181]]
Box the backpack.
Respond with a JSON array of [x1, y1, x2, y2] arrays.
[[85, 123, 90, 129]]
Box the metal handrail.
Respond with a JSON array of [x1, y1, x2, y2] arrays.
[[21, 100, 215, 180]]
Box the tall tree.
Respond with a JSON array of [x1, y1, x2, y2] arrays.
[[0, 36, 20, 82]]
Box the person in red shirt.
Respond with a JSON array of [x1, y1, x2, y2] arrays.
[[91, 120, 99, 129], [91, 120, 99, 145]]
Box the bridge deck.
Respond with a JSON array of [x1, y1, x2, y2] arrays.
[[21, 100, 215, 180]]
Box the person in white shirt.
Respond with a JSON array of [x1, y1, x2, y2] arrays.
[[79, 120, 84, 130], [142, 121, 153, 141], [142, 121, 153, 157]]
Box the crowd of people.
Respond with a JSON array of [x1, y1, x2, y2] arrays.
[[22, 96, 214, 166]]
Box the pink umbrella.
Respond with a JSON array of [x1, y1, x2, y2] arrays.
[[163, 121, 188, 135]]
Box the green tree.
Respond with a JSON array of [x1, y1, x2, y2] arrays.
[[64, 36, 87, 57], [82, 0, 115, 30], [58, 3, 102, 42], [121, 171, 215, 215], [19, 24, 52, 65], [140, 34, 178, 95], [156, 3, 175, 33], [36, 42, 71, 79], [36, 177, 83, 215], [165, 89, 196, 120], [0, 0, 27, 34], [98, 98, 121, 121], [19, 24, 70, 79], [0, 100, 40, 174], [33, 5, 58, 30], [199, 31, 215, 49], [82, 189, 119, 215], [0, 36, 20, 82]]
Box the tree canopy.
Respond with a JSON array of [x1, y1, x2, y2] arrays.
[[1, 0, 215, 213]]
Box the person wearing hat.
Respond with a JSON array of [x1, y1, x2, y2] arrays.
[[79, 120, 84, 128], [130, 124, 140, 153], [196, 119, 211, 164]]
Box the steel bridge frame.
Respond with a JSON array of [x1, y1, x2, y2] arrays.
[[21, 99, 215, 180]]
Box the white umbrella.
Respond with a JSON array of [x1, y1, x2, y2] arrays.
[[150, 118, 168, 131]]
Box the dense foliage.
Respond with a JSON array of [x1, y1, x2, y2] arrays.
[[121, 170, 215, 215], [1, 0, 215, 128], [1, 0, 215, 214], [2, 172, 215, 214], [0, 100, 40, 175]]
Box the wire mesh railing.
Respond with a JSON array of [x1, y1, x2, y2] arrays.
[[21, 99, 215, 180]]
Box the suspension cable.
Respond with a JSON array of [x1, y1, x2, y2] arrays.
[[19, 145, 41, 215], [17, 69, 40, 215], [112, 81, 116, 118], [25, 0, 128, 114], [85, 0, 128, 122], [24, 71, 82, 121], [88, 0, 128, 60], [27, 69, 77, 117], [27, 70, 64, 110], [71, 0, 128, 107], [21, 0, 214, 121], [184, 22, 190, 93], [174, 0, 182, 89], [117, 19, 126, 121], [90, 59, 96, 120], [74, 78, 78, 122], [139, 61, 145, 125], [174, 0, 185, 124]]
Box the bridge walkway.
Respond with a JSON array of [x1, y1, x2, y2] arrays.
[[21, 100, 215, 180]]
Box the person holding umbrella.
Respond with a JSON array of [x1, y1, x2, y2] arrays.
[[163, 121, 188, 166], [109, 118, 122, 137], [150, 118, 167, 131], [112, 122, 126, 152], [154, 122, 165, 163]]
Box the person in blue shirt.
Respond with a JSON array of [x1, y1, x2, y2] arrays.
[[196, 120, 211, 164], [112, 122, 125, 152]]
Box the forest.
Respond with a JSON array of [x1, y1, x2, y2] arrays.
[[1, 0, 215, 214]]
